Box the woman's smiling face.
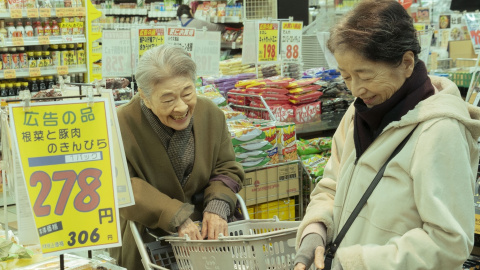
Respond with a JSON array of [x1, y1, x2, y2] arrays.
[[142, 76, 197, 130], [335, 49, 414, 108]]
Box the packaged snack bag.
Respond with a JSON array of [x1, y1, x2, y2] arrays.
[[288, 91, 323, 105], [287, 78, 320, 89], [277, 122, 297, 161], [293, 101, 321, 123]]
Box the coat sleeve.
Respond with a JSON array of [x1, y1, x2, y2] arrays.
[[119, 161, 194, 233], [337, 118, 475, 270], [296, 105, 354, 249], [203, 114, 245, 215]]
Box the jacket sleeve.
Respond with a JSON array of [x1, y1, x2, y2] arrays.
[[337, 118, 475, 270], [119, 161, 194, 233], [203, 116, 245, 215], [296, 106, 354, 249]]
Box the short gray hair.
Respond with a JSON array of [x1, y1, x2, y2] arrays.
[[135, 44, 196, 99]]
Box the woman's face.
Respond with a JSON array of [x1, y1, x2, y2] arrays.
[[335, 49, 414, 108], [142, 76, 197, 130]]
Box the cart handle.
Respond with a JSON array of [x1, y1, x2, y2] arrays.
[[129, 220, 170, 270], [236, 193, 250, 220]]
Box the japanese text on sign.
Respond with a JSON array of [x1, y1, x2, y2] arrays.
[[258, 22, 279, 62], [281, 21, 303, 62], [166, 27, 196, 58], [102, 30, 133, 77], [9, 100, 121, 255], [138, 28, 165, 58], [194, 31, 221, 76]]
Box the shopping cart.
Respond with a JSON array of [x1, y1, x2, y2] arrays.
[[131, 194, 310, 270]]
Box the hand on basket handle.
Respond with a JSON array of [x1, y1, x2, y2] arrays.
[[178, 218, 202, 240], [294, 233, 326, 270], [202, 212, 228, 240]]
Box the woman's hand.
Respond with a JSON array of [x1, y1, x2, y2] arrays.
[[201, 212, 228, 240], [294, 233, 326, 269], [177, 218, 202, 240]]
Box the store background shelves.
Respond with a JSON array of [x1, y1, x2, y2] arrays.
[[221, 41, 242, 49], [0, 65, 87, 79], [98, 8, 148, 15], [147, 11, 176, 18], [2, 36, 86, 47]]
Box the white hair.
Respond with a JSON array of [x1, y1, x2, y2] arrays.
[[135, 44, 196, 99]]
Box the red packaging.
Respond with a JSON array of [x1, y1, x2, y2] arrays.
[[288, 91, 323, 104], [246, 87, 289, 95], [287, 78, 320, 89], [288, 84, 322, 94], [293, 101, 321, 123], [271, 104, 295, 122], [250, 100, 290, 108]]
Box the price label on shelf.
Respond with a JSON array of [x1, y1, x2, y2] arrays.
[[4, 69, 16, 79], [27, 8, 39, 18], [257, 22, 279, 63], [165, 27, 196, 58], [57, 66, 68, 75], [65, 8, 74, 17], [61, 35, 73, 43], [280, 21, 303, 62], [56, 8, 66, 17], [29, 67, 41, 77], [12, 37, 24, 46], [102, 30, 133, 77], [10, 9, 22, 18], [138, 28, 165, 59], [9, 100, 121, 255], [75, 7, 86, 16], [39, 8, 51, 17], [38, 35, 50, 45]]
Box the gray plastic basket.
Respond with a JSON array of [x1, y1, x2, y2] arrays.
[[164, 218, 304, 270]]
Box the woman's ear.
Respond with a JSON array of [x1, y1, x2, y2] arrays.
[[138, 88, 152, 109], [403, 51, 415, 78]]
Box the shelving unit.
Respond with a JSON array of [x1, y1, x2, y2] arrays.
[[98, 8, 148, 15], [0, 7, 86, 19], [221, 41, 242, 49], [2, 36, 86, 47], [0, 65, 87, 80]]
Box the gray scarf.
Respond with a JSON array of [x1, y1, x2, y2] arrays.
[[141, 100, 195, 187]]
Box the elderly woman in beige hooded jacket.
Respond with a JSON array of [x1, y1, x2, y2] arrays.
[[294, 1, 480, 270]]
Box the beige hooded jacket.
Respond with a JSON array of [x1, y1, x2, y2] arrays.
[[297, 76, 480, 270]]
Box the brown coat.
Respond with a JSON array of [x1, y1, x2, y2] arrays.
[[110, 94, 244, 269]]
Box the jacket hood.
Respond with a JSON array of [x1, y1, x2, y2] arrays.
[[387, 75, 480, 139]]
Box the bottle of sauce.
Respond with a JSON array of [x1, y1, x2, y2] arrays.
[[31, 77, 38, 92], [1, 48, 10, 70], [67, 43, 76, 65], [9, 47, 19, 69], [22, 81, 29, 91], [51, 20, 60, 36], [49, 44, 59, 66], [43, 20, 51, 36], [60, 44, 68, 66], [76, 43, 85, 65], [42, 51, 51, 66], [38, 76, 46, 90], [6, 22, 15, 38], [18, 47, 28, 68], [0, 20, 8, 37], [46, 76, 54, 89], [35, 51, 43, 67], [15, 21, 25, 37], [0, 83, 7, 97], [14, 82, 21, 96], [27, 51, 36, 67], [34, 20, 44, 36], [6, 83, 14, 96], [24, 21, 34, 37]]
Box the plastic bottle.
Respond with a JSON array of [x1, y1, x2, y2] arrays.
[[51, 20, 59, 36], [21, 81, 28, 91], [27, 51, 36, 67], [0, 20, 8, 37], [24, 21, 33, 37], [60, 44, 67, 66], [17, 46, 27, 68], [14, 82, 21, 96], [34, 20, 44, 36], [6, 83, 13, 96], [76, 43, 84, 64], [42, 51, 51, 66], [15, 21, 24, 37], [67, 43, 76, 65], [49, 44, 59, 66], [0, 83, 7, 97], [30, 77, 38, 92], [35, 51, 43, 67], [6, 22, 15, 38], [1, 48, 10, 69], [46, 75, 54, 89], [9, 47, 19, 69], [38, 76, 46, 90], [43, 20, 51, 36]]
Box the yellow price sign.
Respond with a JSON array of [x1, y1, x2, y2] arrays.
[[27, 8, 39, 18], [4, 69, 16, 79], [65, 8, 74, 17], [39, 8, 51, 17], [29, 67, 41, 77], [9, 101, 121, 254], [138, 28, 165, 58], [57, 66, 68, 75], [56, 8, 66, 17], [10, 9, 22, 18], [12, 37, 24, 46], [257, 22, 279, 62], [75, 7, 86, 16], [38, 35, 50, 45]]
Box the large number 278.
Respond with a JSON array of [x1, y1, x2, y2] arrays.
[[30, 168, 102, 217]]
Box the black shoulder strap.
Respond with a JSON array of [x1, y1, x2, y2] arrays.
[[325, 125, 418, 260]]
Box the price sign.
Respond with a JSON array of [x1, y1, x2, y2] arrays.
[[257, 22, 279, 63], [165, 27, 196, 58], [12, 37, 24, 46], [194, 31, 220, 76], [39, 8, 51, 17], [57, 66, 68, 75], [65, 8, 74, 17], [9, 100, 121, 255], [465, 13, 480, 54], [61, 35, 73, 42], [10, 9, 22, 18], [138, 28, 165, 59], [102, 30, 133, 77], [27, 8, 39, 18], [75, 7, 86, 16], [29, 67, 41, 77], [4, 69, 16, 79], [38, 35, 50, 45], [56, 8, 66, 17], [281, 21, 303, 63]]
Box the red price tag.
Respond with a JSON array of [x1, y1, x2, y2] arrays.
[[38, 35, 50, 44], [285, 44, 300, 59], [29, 67, 41, 77], [57, 66, 68, 75], [12, 37, 24, 46], [27, 8, 39, 18], [10, 9, 22, 18], [39, 8, 51, 17], [4, 69, 16, 79]]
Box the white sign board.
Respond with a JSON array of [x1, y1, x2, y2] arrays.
[[242, 21, 257, 65], [166, 27, 196, 58], [102, 30, 133, 77], [194, 31, 221, 76], [281, 21, 303, 63]]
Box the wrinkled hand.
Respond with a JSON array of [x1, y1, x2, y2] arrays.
[[294, 233, 325, 270], [177, 218, 202, 240], [201, 212, 228, 240]]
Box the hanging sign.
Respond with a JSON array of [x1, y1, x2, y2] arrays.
[[257, 22, 279, 63], [102, 30, 133, 77], [165, 27, 196, 58], [138, 28, 165, 59], [194, 31, 221, 76], [464, 13, 480, 53], [281, 21, 303, 63], [9, 100, 121, 255]]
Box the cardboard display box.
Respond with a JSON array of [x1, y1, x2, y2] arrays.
[[254, 198, 296, 221], [238, 163, 299, 206]]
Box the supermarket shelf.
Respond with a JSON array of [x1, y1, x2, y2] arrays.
[[98, 8, 148, 15], [3, 35, 86, 47], [221, 41, 242, 49], [148, 11, 176, 18], [0, 65, 87, 79], [296, 112, 344, 135], [209, 16, 242, 23], [0, 7, 86, 18]]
